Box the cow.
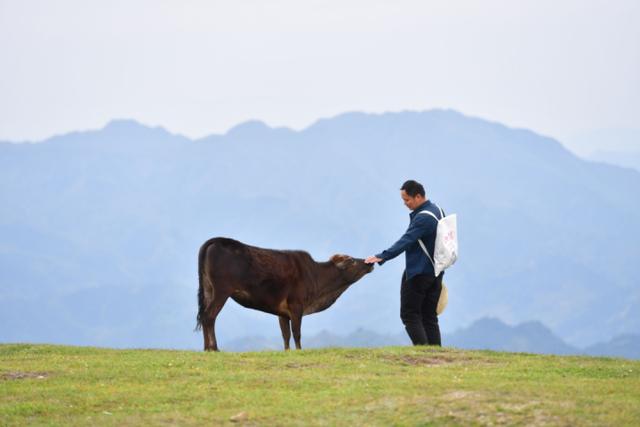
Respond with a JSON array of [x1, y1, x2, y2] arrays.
[[196, 237, 374, 351]]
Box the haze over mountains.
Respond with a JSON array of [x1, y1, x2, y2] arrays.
[[1, 110, 638, 355], [570, 128, 640, 172], [588, 149, 640, 172], [223, 317, 640, 359]]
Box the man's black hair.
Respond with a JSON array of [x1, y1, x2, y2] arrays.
[[400, 180, 425, 198]]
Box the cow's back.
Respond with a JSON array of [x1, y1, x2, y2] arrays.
[[200, 237, 315, 315], [202, 237, 308, 280]]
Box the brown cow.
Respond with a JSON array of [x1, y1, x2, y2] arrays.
[[196, 237, 373, 351]]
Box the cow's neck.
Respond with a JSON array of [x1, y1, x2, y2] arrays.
[[317, 262, 351, 289], [301, 262, 353, 315]]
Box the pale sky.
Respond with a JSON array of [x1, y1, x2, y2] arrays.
[[1, 0, 638, 153]]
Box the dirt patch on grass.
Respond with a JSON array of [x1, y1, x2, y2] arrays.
[[1, 371, 50, 381], [284, 362, 327, 369], [383, 354, 465, 366], [437, 394, 570, 426], [364, 396, 403, 411], [443, 390, 480, 400], [382, 351, 502, 368]]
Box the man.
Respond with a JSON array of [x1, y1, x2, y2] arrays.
[[365, 179, 444, 346]]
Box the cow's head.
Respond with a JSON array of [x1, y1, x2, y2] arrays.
[[330, 254, 374, 283]]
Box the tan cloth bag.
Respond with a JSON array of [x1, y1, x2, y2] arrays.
[[437, 282, 448, 315]]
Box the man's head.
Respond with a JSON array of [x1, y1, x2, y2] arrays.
[[400, 180, 426, 210]]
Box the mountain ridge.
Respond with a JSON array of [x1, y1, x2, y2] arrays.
[[1, 109, 638, 350], [220, 317, 639, 359]]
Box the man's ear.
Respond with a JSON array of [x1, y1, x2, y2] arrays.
[[330, 254, 349, 269]]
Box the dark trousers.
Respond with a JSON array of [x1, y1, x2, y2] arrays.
[[400, 272, 443, 346]]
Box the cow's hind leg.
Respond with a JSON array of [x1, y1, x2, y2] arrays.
[[290, 305, 303, 350], [279, 316, 291, 350], [203, 294, 229, 352], [203, 322, 212, 350]]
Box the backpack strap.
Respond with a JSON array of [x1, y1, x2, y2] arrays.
[[418, 238, 436, 270], [418, 210, 440, 222], [417, 207, 443, 271]]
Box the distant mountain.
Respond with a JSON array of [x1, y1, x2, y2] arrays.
[[221, 328, 410, 352], [1, 110, 639, 350], [567, 127, 640, 158], [587, 149, 640, 172], [445, 317, 578, 355], [221, 317, 639, 360], [584, 334, 640, 359]]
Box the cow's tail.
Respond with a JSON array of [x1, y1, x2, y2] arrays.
[[195, 240, 211, 331]]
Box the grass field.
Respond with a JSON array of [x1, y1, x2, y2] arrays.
[[1, 343, 639, 426]]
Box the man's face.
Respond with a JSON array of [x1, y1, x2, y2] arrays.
[[401, 190, 424, 211]]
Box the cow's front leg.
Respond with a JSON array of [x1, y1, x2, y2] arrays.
[[290, 305, 303, 350], [278, 316, 291, 350]]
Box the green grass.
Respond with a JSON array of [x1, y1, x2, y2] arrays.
[[1, 344, 639, 426]]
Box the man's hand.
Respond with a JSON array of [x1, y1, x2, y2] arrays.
[[365, 256, 383, 264]]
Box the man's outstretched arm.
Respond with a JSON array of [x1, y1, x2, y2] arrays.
[[365, 215, 434, 265]]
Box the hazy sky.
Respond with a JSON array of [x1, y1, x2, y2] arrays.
[[1, 0, 638, 152]]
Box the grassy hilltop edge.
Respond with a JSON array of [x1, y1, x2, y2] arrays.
[[1, 344, 639, 426]]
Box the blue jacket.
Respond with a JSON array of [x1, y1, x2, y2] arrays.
[[375, 200, 443, 280]]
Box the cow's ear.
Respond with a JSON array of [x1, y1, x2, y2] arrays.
[[330, 254, 349, 269]]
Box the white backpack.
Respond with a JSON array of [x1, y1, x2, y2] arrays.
[[417, 207, 458, 276]]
